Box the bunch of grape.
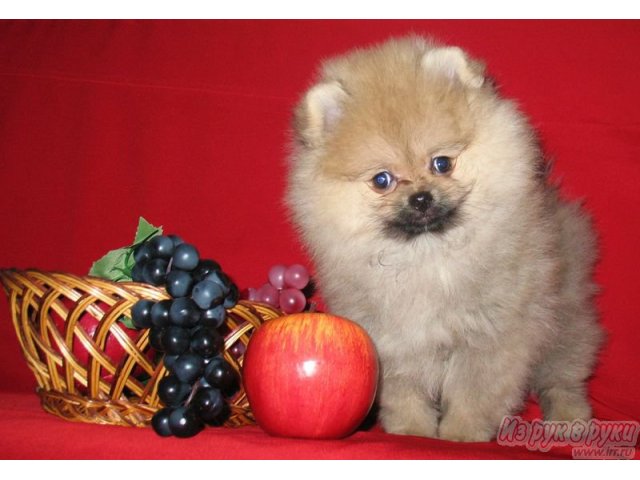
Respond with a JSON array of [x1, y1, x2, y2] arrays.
[[130, 234, 239, 438], [245, 264, 311, 314]]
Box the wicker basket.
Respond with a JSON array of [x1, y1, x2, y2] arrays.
[[0, 269, 282, 428]]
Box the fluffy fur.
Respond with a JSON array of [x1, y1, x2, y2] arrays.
[[286, 36, 604, 442]]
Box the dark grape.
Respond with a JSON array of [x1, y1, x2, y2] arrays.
[[133, 241, 154, 264], [151, 407, 174, 437], [131, 262, 145, 282], [172, 243, 200, 271], [229, 341, 246, 359], [204, 356, 237, 393], [191, 280, 224, 310], [131, 299, 154, 329], [150, 299, 172, 327], [192, 259, 221, 282], [151, 235, 176, 259], [168, 406, 203, 438], [200, 304, 226, 329], [161, 325, 190, 355], [172, 352, 205, 385], [149, 326, 166, 351], [157, 375, 191, 406], [168, 234, 184, 248], [192, 387, 224, 422], [190, 326, 223, 359], [166, 270, 194, 298], [163, 354, 179, 372], [202, 270, 231, 295], [126, 231, 242, 438], [223, 283, 239, 309], [142, 258, 169, 286], [168, 297, 200, 328]]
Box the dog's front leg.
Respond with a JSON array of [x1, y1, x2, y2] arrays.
[[438, 345, 532, 442], [378, 374, 440, 438]]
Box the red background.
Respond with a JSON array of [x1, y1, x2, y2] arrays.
[[0, 20, 638, 459]]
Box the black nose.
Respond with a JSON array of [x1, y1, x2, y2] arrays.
[[408, 191, 433, 213]]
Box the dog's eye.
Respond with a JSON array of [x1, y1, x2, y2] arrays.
[[431, 156, 454, 175], [371, 171, 396, 192]]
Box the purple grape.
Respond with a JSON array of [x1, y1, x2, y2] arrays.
[[279, 288, 307, 314], [283, 264, 310, 290], [246, 287, 259, 301], [257, 283, 280, 307], [229, 341, 246, 359], [268, 264, 287, 289]]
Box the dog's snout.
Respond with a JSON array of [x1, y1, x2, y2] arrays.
[[409, 191, 433, 213]]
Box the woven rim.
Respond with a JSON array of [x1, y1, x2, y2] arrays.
[[0, 269, 282, 427]]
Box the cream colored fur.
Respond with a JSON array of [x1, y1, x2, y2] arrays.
[[286, 36, 603, 441]]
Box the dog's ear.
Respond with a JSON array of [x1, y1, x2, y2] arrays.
[[421, 46, 485, 89], [293, 81, 348, 148]]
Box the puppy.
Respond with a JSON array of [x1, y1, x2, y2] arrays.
[[285, 36, 603, 442]]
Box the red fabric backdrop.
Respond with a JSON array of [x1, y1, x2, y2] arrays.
[[0, 20, 638, 459]]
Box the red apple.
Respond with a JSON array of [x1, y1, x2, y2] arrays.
[[49, 297, 152, 391], [242, 312, 379, 439]]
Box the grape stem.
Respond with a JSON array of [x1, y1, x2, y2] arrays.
[[166, 256, 173, 275], [184, 380, 201, 407]]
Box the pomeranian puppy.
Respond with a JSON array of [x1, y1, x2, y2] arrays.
[[285, 36, 603, 442]]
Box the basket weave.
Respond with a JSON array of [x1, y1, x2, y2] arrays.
[[0, 269, 282, 428]]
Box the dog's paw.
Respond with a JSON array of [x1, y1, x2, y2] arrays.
[[438, 414, 494, 442], [380, 407, 438, 438]]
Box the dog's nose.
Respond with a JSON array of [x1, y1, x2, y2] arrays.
[[409, 191, 433, 213]]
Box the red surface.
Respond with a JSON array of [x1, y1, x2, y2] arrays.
[[0, 20, 639, 459]]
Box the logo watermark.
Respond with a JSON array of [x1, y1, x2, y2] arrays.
[[497, 416, 639, 459]]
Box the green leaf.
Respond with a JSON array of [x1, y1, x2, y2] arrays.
[[133, 216, 162, 246], [88, 217, 164, 282], [89, 217, 165, 328], [89, 247, 131, 281], [119, 315, 135, 329]]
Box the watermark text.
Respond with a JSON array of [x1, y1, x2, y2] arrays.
[[497, 416, 639, 459]]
